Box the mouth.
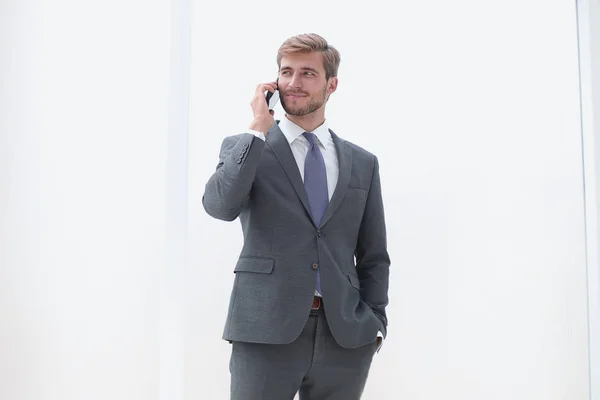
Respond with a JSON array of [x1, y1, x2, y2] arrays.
[[285, 93, 307, 98]]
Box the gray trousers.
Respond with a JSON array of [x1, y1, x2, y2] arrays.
[[229, 307, 378, 400]]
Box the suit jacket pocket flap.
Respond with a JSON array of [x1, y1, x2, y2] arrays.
[[234, 257, 274, 274], [347, 273, 360, 289]]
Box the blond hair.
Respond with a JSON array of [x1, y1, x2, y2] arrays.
[[276, 33, 341, 79]]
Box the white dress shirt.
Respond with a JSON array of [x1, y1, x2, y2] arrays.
[[258, 116, 339, 203], [248, 116, 384, 350]]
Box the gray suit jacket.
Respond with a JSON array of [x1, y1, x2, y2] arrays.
[[202, 121, 390, 349]]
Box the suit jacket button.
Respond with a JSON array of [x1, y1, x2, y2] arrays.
[[312, 263, 318, 270], [317, 230, 324, 238]]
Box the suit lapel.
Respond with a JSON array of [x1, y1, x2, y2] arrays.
[[319, 129, 352, 228], [266, 122, 313, 220], [266, 123, 352, 229]]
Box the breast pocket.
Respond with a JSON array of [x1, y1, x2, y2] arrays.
[[340, 188, 367, 226]]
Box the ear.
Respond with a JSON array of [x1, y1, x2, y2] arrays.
[[327, 76, 338, 95]]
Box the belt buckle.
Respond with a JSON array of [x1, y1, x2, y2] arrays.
[[311, 296, 321, 310]]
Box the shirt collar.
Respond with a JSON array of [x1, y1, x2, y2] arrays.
[[278, 115, 331, 149]]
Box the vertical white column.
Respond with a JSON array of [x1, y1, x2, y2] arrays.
[[0, 1, 171, 399], [577, 0, 600, 398], [161, 0, 191, 399]]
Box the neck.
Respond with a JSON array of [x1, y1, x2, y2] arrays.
[[285, 110, 326, 133]]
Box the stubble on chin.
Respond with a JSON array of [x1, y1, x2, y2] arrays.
[[281, 90, 327, 117]]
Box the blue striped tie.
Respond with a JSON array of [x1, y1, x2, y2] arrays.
[[303, 132, 328, 294]]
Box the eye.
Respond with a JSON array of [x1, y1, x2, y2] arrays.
[[304, 71, 314, 76]]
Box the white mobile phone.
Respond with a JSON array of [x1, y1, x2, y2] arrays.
[[265, 89, 279, 110]]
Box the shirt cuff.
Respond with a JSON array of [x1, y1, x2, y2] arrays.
[[248, 129, 266, 141], [376, 331, 384, 353]]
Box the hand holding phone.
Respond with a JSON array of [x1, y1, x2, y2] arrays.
[[249, 81, 278, 134]]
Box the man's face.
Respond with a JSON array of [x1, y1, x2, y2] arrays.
[[278, 52, 337, 117]]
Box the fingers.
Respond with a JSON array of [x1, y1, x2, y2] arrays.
[[249, 82, 276, 132], [255, 81, 278, 96], [251, 82, 277, 114]]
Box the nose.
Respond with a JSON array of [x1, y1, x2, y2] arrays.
[[288, 72, 302, 88]]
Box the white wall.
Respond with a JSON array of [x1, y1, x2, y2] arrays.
[[0, 1, 172, 399], [187, 0, 591, 399]]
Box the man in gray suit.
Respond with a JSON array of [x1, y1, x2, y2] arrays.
[[202, 33, 391, 400]]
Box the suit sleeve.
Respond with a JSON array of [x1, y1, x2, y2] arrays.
[[354, 155, 391, 337], [202, 133, 266, 221]]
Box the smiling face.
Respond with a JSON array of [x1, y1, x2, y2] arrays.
[[278, 51, 338, 118]]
